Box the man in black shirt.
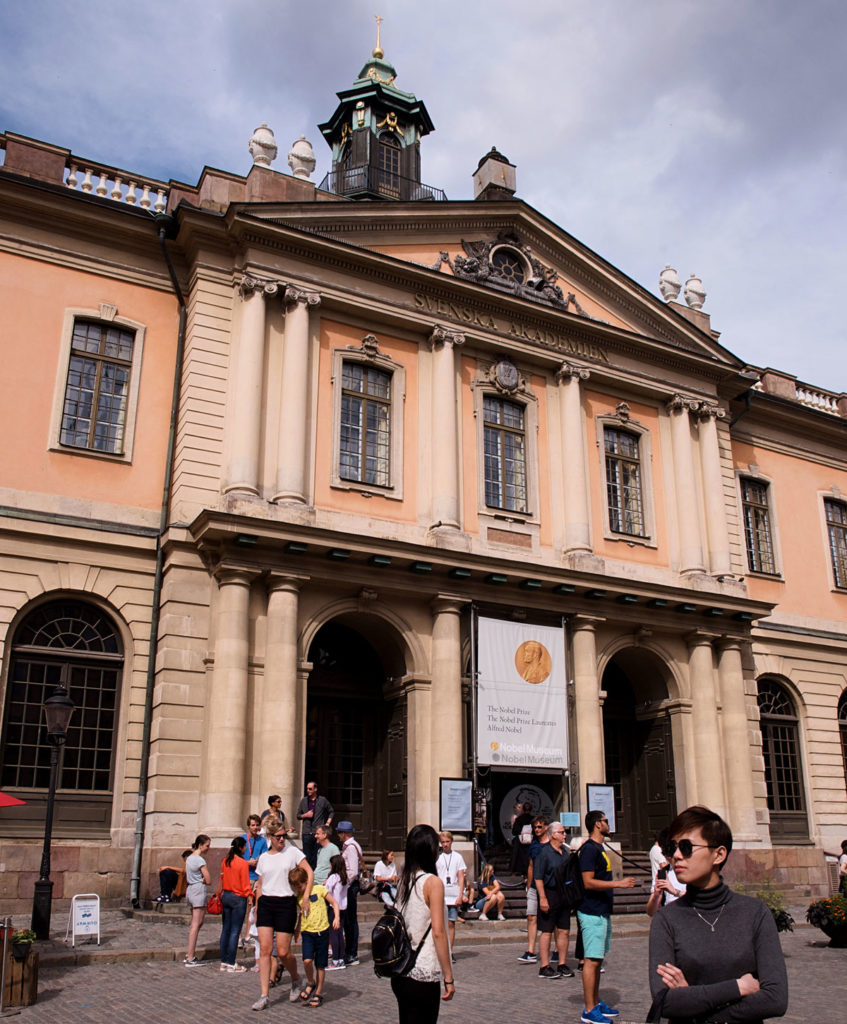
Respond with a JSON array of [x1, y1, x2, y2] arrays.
[[533, 822, 574, 979], [577, 810, 634, 1023]]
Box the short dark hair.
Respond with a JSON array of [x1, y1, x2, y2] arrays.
[[532, 815, 549, 827], [585, 810, 605, 833], [247, 813, 261, 826], [267, 794, 281, 806], [668, 805, 733, 868]]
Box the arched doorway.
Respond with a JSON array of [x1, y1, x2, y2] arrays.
[[601, 648, 676, 849], [305, 620, 406, 850]]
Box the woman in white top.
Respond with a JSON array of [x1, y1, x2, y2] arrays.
[[374, 849, 399, 904], [390, 824, 454, 1024], [184, 834, 211, 966]]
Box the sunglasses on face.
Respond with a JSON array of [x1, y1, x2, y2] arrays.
[[667, 838, 718, 858]]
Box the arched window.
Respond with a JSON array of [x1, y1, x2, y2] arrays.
[[0, 599, 123, 836], [377, 134, 401, 197], [757, 678, 808, 842], [838, 690, 847, 794]]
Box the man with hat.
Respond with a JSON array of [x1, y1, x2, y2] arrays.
[[337, 821, 363, 966]]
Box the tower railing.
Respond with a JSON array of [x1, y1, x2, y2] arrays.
[[318, 165, 446, 201]]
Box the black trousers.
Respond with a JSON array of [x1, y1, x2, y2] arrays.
[[390, 975, 441, 1024], [343, 879, 359, 957]]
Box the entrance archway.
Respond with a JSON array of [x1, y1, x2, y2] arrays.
[[305, 619, 407, 850], [602, 647, 677, 849]]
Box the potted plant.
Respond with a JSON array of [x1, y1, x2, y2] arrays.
[[754, 881, 795, 933], [806, 893, 847, 947], [11, 929, 36, 961]]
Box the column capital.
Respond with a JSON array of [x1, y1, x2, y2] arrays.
[[555, 361, 590, 384], [428, 324, 465, 350], [715, 635, 746, 654], [694, 401, 726, 422], [214, 564, 261, 587], [571, 614, 605, 632], [239, 273, 282, 298], [283, 286, 321, 311], [266, 571, 310, 595], [430, 593, 469, 616], [666, 392, 699, 414], [685, 629, 720, 650]]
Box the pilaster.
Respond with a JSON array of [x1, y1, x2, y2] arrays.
[[556, 362, 592, 554]]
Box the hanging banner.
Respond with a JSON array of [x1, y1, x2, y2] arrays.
[[476, 618, 568, 769]]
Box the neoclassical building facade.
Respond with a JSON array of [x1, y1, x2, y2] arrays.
[[1, 43, 846, 909]]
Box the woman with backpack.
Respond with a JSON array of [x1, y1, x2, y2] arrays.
[[390, 824, 455, 1023]]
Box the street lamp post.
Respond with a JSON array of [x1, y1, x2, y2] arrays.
[[31, 684, 74, 940]]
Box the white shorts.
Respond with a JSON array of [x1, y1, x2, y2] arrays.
[[526, 887, 538, 916]]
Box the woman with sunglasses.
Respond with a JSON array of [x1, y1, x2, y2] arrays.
[[648, 806, 788, 1023]]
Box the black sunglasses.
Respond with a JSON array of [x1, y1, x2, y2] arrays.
[[667, 838, 718, 858]]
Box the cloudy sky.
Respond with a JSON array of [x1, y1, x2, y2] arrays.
[[2, 0, 844, 390]]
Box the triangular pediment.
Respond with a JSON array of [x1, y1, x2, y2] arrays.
[[236, 199, 744, 371]]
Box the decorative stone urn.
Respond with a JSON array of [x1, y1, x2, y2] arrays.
[[288, 136, 316, 180], [248, 123, 278, 167], [658, 265, 681, 301], [684, 273, 706, 310]]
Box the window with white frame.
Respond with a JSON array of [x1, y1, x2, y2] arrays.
[[49, 307, 145, 461], [483, 395, 527, 513], [604, 427, 645, 537], [741, 478, 777, 574], [824, 498, 847, 589], [339, 362, 392, 487], [330, 341, 404, 499]]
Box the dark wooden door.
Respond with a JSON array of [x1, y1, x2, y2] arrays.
[[604, 712, 674, 849]]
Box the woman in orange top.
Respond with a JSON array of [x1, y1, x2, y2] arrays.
[[220, 835, 252, 972]]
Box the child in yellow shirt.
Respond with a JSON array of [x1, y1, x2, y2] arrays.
[[289, 866, 340, 1008]]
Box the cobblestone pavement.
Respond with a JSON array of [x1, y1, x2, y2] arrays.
[[10, 915, 844, 1023]]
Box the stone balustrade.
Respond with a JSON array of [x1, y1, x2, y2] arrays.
[[795, 384, 842, 416], [64, 159, 168, 212]]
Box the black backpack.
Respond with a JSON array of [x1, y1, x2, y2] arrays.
[[371, 903, 432, 978], [555, 850, 585, 909]]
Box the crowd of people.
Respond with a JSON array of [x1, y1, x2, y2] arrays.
[[161, 788, 797, 1024]]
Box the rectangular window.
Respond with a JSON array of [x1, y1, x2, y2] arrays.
[[741, 479, 776, 573], [59, 320, 134, 454], [483, 396, 527, 513], [604, 427, 644, 536], [825, 498, 847, 588], [339, 362, 392, 486]]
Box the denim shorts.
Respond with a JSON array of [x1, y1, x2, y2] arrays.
[[445, 904, 458, 922], [301, 928, 329, 969]]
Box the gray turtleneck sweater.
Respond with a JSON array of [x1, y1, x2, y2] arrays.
[[648, 882, 788, 1023]]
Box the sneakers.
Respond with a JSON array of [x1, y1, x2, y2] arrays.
[[325, 959, 346, 971], [155, 895, 170, 903], [538, 965, 560, 979], [289, 981, 306, 1003], [517, 951, 537, 964], [479, 912, 489, 921], [251, 995, 269, 1011], [550, 951, 559, 963], [557, 963, 575, 978], [184, 956, 202, 967], [344, 956, 359, 966], [581, 1008, 610, 1024], [497, 914, 506, 921], [228, 964, 247, 973], [598, 1002, 620, 1019]]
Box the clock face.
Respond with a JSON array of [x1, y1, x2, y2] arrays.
[[495, 361, 518, 391]]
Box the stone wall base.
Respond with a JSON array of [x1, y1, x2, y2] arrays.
[[724, 845, 830, 901]]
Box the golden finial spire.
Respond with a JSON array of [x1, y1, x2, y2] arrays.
[[373, 14, 384, 59]]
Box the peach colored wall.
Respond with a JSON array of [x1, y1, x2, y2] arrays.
[[733, 440, 847, 621], [313, 320, 418, 522], [0, 253, 178, 510], [584, 390, 670, 567], [372, 244, 630, 330]]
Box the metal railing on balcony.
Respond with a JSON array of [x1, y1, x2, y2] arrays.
[[318, 164, 446, 201]]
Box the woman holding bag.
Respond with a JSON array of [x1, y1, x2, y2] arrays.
[[220, 835, 251, 972]]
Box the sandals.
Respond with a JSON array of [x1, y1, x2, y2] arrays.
[[298, 984, 316, 1003], [269, 960, 283, 987], [306, 993, 323, 1008]]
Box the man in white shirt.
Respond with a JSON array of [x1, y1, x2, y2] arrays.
[[436, 830, 466, 958]]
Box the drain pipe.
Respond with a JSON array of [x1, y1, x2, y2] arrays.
[[130, 213, 186, 907]]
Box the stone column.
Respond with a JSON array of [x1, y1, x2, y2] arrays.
[[716, 640, 759, 840], [428, 326, 465, 530], [572, 616, 605, 821], [199, 566, 258, 833], [686, 632, 726, 816], [273, 287, 320, 504], [261, 573, 308, 822], [430, 596, 466, 783], [696, 404, 731, 576], [556, 362, 592, 554], [225, 276, 278, 495], [667, 394, 705, 574]]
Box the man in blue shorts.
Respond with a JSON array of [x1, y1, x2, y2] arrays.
[[577, 810, 635, 1023]]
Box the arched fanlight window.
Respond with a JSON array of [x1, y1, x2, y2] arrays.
[[757, 678, 808, 841], [489, 246, 527, 285], [838, 690, 847, 795], [0, 599, 123, 836]]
